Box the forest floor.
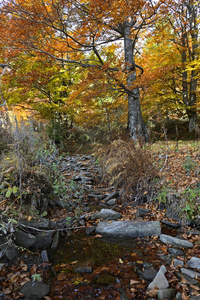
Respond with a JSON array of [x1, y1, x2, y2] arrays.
[[0, 140, 199, 299]]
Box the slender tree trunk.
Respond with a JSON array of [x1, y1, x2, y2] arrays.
[[123, 21, 148, 142], [181, 0, 199, 132]]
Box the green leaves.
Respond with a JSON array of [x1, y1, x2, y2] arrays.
[[5, 186, 19, 198]]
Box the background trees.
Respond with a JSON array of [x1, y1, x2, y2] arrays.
[[0, 0, 199, 142]]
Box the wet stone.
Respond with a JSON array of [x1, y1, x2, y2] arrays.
[[96, 220, 161, 239]]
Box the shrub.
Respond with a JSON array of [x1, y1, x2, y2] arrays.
[[94, 140, 159, 201]]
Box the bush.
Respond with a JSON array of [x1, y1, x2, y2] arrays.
[[94, 140, 159, 201]]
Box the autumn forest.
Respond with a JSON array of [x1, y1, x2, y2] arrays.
[[0, 0, 199, 141], [0, 0, 200, 299]]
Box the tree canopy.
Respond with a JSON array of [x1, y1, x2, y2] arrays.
[[0, 0, 199, 140]]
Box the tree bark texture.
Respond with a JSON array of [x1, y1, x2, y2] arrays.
[[123, 21, 149, 141]]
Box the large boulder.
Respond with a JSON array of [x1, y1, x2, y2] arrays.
[[96, 220, 161, 238]]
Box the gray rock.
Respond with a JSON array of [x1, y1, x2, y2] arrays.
[[32, 231, 53, 250], [106, 199, 116, 206], [142, 268, 157, 281], [168, 248, 184, 257], [187, 257, 200, 270], [20, 281, 50, 300], [14, 230, 36, 248], [135, 208, 151, 218], [32, 219, 50, 229], [157, 288, 176, 300], [86, 226, 96, 235], [51, 231, 59, 250], [54, 199, 72, 211], [180, 268, 200, 278], [96, 220, 161, 238], [162, 220, 180, 229], [175, 271, 198, 284], [1, 244, 19, 261], [91, 209, 121, 221], [104, 191, 118, 202], [75, 265, 93, 273], [176, 293, 182, 300], [173, 258, 184, 268], [147, 265, 169, 291], [160, 234, 193, 248]]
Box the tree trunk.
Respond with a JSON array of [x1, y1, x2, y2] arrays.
[[123, 21, 148, 142], [181, 0, 199, 132]]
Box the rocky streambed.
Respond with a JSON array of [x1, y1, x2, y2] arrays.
[[0, 154, 200, 299]]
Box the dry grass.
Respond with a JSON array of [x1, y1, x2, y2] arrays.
[[94, 140, 159, 201]]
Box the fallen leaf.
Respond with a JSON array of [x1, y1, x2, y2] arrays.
[[70, 261, 78, 265], [130, 280, 140, 285], [147, 287, 158, 297], [94, 234, 103, 238], [57, 273, 67, 281]]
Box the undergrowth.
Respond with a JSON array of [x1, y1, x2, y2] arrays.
[[94, 140, 159, 202]]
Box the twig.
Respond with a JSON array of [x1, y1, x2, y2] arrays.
[[159, 154, 168, 172]]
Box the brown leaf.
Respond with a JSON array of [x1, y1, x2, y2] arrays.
[[10, 273, 19, 283], [31, 264, 37, 275], [57, 273, 67, 281], [182, 292, 189, 300], [147, 287, 158, 297]]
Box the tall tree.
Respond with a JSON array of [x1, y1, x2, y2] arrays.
[[166, 0, 199, 131], [0, 0, 161, 141]]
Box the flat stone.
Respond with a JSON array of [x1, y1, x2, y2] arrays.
[[157, 288, 176, 300], [160, 234, 193, 248], [175, 271, 198, 284], [173, 258, 184, 268], [106, 199, 116, 206], [20, 281, 50, 300], [96, 220, 161, 239], [104, 191, 118, 202], [142, 268, 157, 281], [168, 248, 184, 257], [75, 265, 93, 273], [187, 257, 200, 270], [180, 268, 200, 278], [91, 209, 121, 221], [147, 265, 169, 291], [162, 220, 180, 228]]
